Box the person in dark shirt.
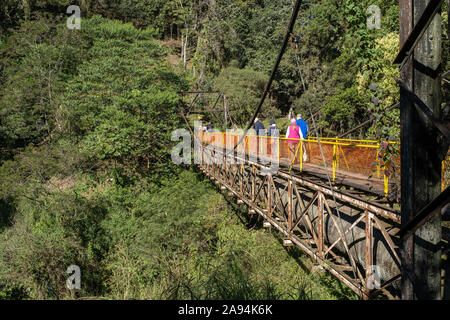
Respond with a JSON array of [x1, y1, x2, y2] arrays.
[[254, 118, 265, 135], [268, 120, 278, 137], [253, 118, 265, 156], [267, 120, 279, 160]]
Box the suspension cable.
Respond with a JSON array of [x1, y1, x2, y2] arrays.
[[292, 38, 362, 288], [229, 0, 303, 154]]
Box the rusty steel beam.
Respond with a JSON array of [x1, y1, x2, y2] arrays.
[[399, 0, 415, 301], [396, 78, 450, 142], [394, 0, 445, 65], [288, 179, 293, 234], [399, 0, 443, 300], [268, 176, 272, 217], [397, 186, 450, 239], [318, 193, 324, 257], [209, 170, 369, 299], [365, 211, 374, 298], [212, 149, 401, 222], [277, 170, 401, 222], [290, 191, 319, 233], [200, 146, 402, 299]]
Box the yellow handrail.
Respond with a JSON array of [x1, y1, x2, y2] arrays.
[[217, 132, 395, 149], [199, 130, 449, 196]]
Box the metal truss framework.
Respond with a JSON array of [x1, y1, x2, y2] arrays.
[[198, 144, 403, 300]]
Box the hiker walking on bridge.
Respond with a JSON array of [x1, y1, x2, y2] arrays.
[[296, 114, 308, 162], [268, 120, 279, 158], [254, 118, 265, 156], [268, 120, 278, 137], [286, 118, 302, 165], [296, 114, 308, 139], [254, 118, 265, 135]]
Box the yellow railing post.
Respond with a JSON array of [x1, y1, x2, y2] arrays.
[[300, 140, 303, 172], [336, 136, 339, 170], [245, 136, 248, 154], [278, 137, 281, 165], [332, 142, 337, 182], [376, 143, 381, 178], [383, 166, 389, 197]]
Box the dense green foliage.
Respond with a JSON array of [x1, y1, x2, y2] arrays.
[[2, 1, 448, 138], [212, 66, 281, 125], [0, 16, 190, 299], [0, 9, 355, 300], [0, 0, 447, 300]]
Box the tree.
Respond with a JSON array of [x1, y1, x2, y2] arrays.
[[212, 66, 280, 126]]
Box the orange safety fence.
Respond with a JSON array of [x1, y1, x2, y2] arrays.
[[198, 130, 449, 194]]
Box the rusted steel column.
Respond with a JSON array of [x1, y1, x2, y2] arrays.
[[288, 179, 293, 233], [222, 134, 226, 173], [400, 0, 443, 300], [411, 0, 442, 300], [251, 165, 256, 201], [365, 210, 374, 298], [318, 192, 324, 257], [200, 133, 204, 166], [239, 166, 243, 195], [399, 0, 415, 300]]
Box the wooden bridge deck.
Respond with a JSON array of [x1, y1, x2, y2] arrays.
[[288, 161, 386, 196]]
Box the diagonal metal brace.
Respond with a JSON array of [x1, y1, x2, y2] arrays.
[[394, 0, 445, 66], [396, 78, 450, 143], [396, 186, 450, 239]]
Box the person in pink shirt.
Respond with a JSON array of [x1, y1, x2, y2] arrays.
[[285, 118, 303, 165]]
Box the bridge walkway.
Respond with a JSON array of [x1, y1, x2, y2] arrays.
[[195, 130, 450, 299]]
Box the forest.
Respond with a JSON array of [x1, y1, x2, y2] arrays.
[[0, 0, 448, 300]]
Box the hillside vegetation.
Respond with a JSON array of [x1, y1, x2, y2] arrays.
[[1, 0, 448, 299]]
